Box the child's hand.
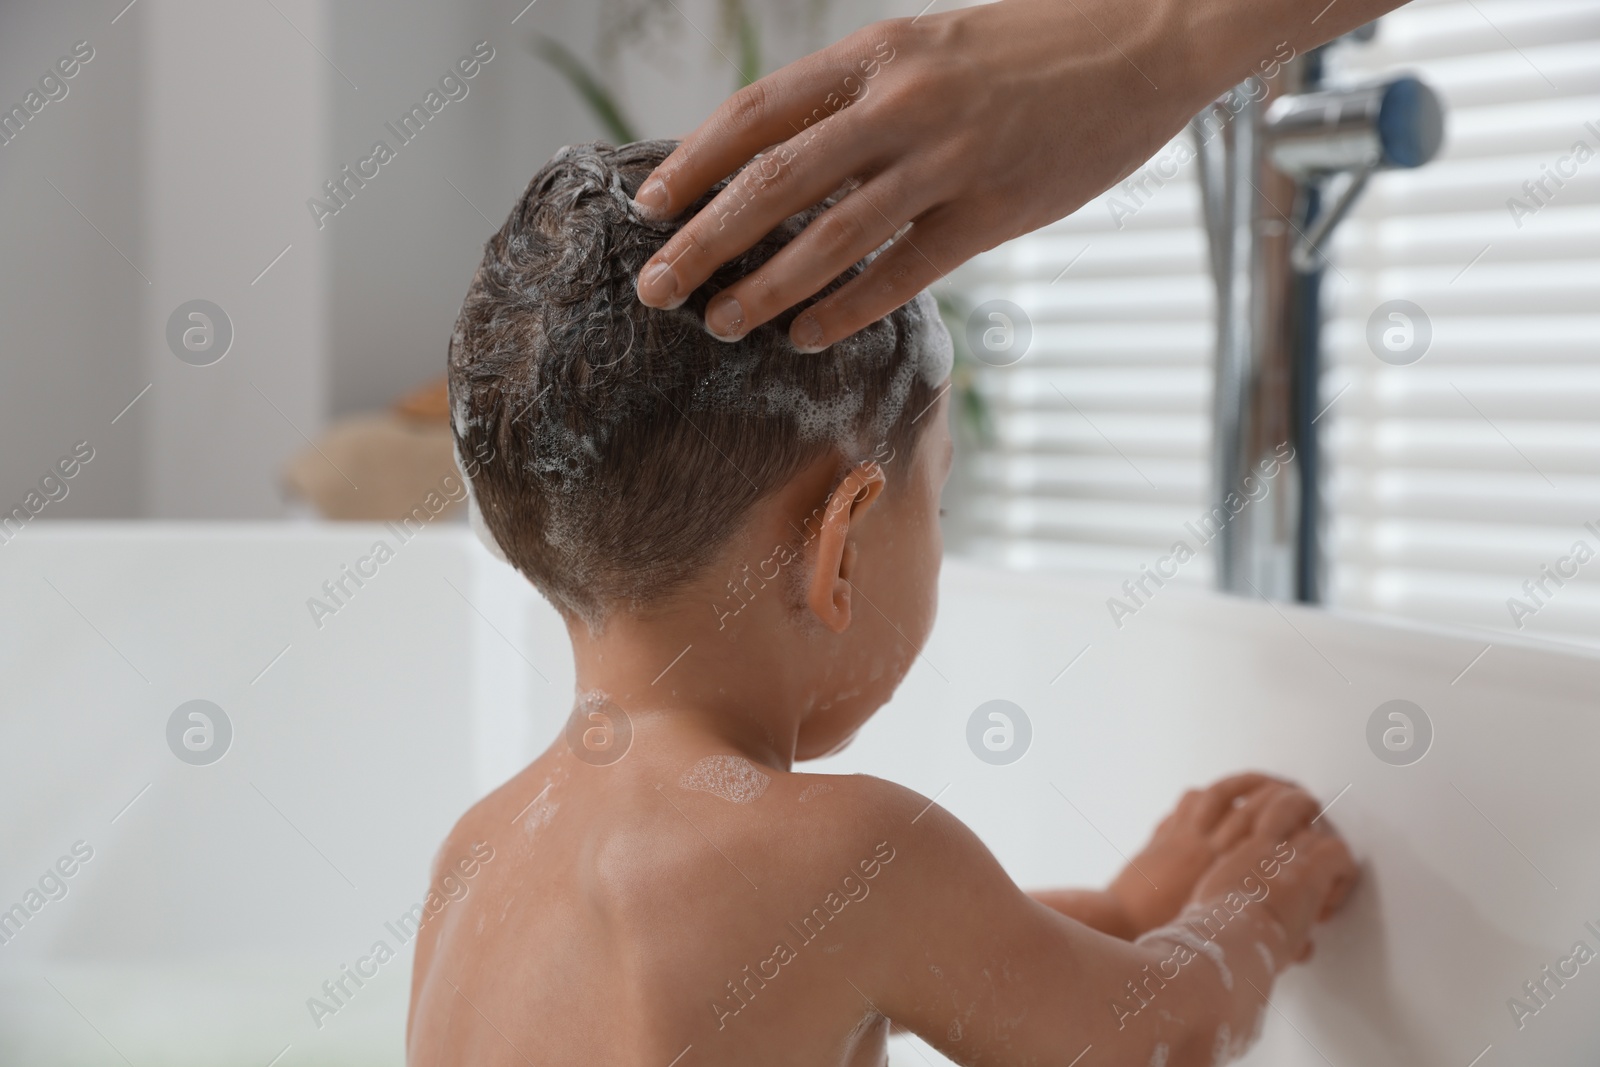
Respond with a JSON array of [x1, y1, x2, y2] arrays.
[[1107, 772, 1288, 936], [1190, 782, 1360, 965]]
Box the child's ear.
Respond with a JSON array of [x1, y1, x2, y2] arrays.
[[805, 460, 887, 634]]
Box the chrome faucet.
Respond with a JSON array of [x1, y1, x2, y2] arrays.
[[1192, 33, 1444, 603]]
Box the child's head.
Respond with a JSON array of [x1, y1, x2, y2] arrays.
[[449, 140, 952, 743]]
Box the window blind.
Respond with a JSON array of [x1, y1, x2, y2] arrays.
[[953, 0, 1600, 649]]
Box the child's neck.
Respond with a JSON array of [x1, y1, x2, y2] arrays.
[[566, 602, 815, 772]]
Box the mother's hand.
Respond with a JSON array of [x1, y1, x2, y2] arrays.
[[632, 0, 1197, 350], [631, 0, 1395, 351]]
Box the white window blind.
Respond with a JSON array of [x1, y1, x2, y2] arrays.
[[954, 0, 1600, 649]]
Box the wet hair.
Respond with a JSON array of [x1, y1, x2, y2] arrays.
[[447, 139, 951, 626]]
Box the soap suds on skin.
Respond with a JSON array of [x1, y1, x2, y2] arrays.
[[1161, 922, 1233, 991], [1193, 935, 1233, 991], [1211, 1025, 1231, 1066], [680, 754, 771, 803], [798, 782, 833, 803], [1149, 1042, 1169, 1066], [519, 785, 559, 835], [517, 765, 567, 837], [1254, 941, 1275, 975]]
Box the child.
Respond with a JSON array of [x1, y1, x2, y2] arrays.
[[408, 139, 1357, 1066]]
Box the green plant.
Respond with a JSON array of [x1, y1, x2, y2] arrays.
[[531, 34, 640, 143]]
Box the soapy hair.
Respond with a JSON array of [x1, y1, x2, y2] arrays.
[[448, 139, 951, 625]]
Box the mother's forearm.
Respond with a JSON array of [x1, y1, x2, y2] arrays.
[[1164, 0, 1409, 106]]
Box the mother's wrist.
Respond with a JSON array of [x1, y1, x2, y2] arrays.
[[1155, 0, 1298, 111]]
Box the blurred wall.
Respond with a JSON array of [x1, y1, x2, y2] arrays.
[[323, 1, 572, 417], [139, 0, 328, 518], [0, 1, 145, 520], [0, 0, 898, 521]]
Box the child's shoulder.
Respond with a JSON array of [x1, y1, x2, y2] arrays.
[[763, 769, 933, 832], [431, 756, 973, 914], [725, 769, 967, 888]]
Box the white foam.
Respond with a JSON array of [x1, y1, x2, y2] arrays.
[[1210, 1025, 1231, 1067], [798, 782, 833, 803], [455, 440, 511, 564], [1195, 936, 1233, 991], [1253, 940, 1275, 975], [518, 776, 561, 837], [679, 754, 771, 803], [909, 290, 954, 388], [450, 380, 471, 438], [1165, 925, 1233, 991], [1149, 1042, 1169, 1067], [756, 378, 866, 447], [1235, 1001, 1267, 1058]]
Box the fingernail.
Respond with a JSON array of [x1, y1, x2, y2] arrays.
[[638, 260, 678, 306], [634, 179, 670, 218], [705, 295, 745, 341], [791, 314, 826, 353]]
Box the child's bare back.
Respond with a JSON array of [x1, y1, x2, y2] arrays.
[[410, 729, 1347, 1066], [409, 139, 1356, 1066], [409, 741, 916, 1066]]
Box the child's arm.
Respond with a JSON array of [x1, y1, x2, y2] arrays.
[[851, 780, 1354, 1066], [1030, 773, 1290, 939]]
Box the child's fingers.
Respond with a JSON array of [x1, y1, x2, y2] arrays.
[[1250, 786, 1322, 845], [1208, 780, 1298, 850], [1283, 827, 1358, 923], [1311, 837, 1360, 921], [1320, 875, 1355, 921], [1188, 772, 1277, 829]]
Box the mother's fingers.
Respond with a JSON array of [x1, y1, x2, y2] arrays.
[[636, 114, 880, 311], [634, 28, 912, 309], [787, 204, 965, 352], [634, 49, 856, 219], [705, 173, 934, 341]]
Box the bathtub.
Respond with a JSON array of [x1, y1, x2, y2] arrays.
[[1, 524, 1596, 1065]]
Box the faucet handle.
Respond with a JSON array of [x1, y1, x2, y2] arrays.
[[1265, 76, 1445, 178]]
